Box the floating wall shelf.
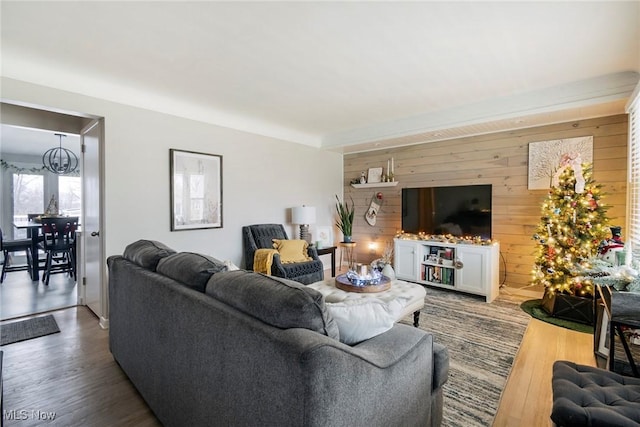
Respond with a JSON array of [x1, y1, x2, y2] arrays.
[[350, 182, 399, 189]]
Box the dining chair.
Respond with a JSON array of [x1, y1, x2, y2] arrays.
[[39, 217, 78, 286], [0, 227, 33, 283]]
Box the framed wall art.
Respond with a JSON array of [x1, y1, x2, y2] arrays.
[[170, 149, 223, 231], [367, 167, 383, 183], [528, 136, 593, 190]]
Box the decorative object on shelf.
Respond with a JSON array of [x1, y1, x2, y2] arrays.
[[367, 167, 383, 183], [44, 194, 59, 216], [384, 157, 395, 182], [359, 171, 366, 184], [170, 149, 223, 231], [531, 158, 609, 316], [42, 133, 79, 175], [291, 205, 316, 244], [528, 136, 593, 190], [365, 192, 383, 226], [335, 194, 354, 243], [395, 232, 495, 246]]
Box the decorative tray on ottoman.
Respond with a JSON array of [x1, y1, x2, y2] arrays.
[[335, 273, 391, 293]]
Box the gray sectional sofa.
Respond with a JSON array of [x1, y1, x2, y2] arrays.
[[108, 240, 449, 427]]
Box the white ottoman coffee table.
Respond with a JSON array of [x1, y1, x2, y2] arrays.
[[308, 278, 426, 327]]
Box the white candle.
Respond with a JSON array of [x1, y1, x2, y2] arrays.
[[387, 159, 390, 176], [391, 157, 394, 174]]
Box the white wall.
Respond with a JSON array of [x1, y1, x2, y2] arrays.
[[1, 77, 344, 268]]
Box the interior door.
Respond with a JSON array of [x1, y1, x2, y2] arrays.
[[81, 119, 106, 326]]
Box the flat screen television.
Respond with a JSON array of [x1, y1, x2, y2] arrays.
[[402, 184, 492, 238]]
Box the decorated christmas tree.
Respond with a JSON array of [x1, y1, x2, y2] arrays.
[[531, 154, 610, 298]]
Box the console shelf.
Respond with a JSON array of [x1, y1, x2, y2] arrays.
[[350, 182, 399, 189], [394, 238, 500, 302]]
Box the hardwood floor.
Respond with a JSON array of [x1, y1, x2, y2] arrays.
[[0, 269, 77, 321], [1, 303, 596, 427], [2, 307, 160, 427], [493, 319, 596, 427]]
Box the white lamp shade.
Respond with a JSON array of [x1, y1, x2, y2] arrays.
[[291, 206, 316, 225]]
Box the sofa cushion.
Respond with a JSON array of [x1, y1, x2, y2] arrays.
[[205, 270, 339, 340], [327, 298, 402, 344], [157, 252, 227, 292], [272, 239, 312, 263], [122, 240, 176, 271], [551, 360, 640, 427]]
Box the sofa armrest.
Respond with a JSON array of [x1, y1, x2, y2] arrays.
[[283, 324, 441, 426], [307, 246, 319, 260], [270, 254, 324, 284], [433, 342, 449, 390]]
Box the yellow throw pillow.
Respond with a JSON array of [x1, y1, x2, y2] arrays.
[[272, 239, 312, 263]]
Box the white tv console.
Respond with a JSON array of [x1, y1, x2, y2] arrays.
[[394, 238, 500, 303]]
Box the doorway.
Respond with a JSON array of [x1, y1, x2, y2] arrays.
[[0, 102, 104, 324]]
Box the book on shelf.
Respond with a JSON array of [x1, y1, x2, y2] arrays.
[[422, 264, 454, 286]]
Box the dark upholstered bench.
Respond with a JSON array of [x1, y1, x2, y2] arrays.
[[551, 360, 640, 427]]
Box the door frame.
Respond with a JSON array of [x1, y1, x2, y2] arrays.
[[80, 118, 107, 328], [1, 100, 106, 325]]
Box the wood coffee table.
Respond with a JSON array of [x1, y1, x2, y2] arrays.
[[308, 277, 426, 327], [334, 273, 391, 293]]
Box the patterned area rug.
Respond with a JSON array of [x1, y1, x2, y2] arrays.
[[1, 314, 60, 345], [400, 287, 530, 427]]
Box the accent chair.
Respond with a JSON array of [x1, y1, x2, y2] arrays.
[[242, 223, 324, 284]]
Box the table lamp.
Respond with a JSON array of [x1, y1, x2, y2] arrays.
[[291, 206, 316, 244]]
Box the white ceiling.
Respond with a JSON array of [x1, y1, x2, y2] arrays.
[[1, 1, 639, 154], [0, 125, 80, 157]]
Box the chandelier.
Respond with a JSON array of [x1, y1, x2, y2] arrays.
[[42, 133, 78, 175]]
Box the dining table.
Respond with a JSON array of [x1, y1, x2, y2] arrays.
[[13, 219, 82, 282], [14, 218, 83, 282]]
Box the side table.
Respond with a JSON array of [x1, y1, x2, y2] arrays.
[[338, 241, 357, 271], [609, 291, 640, 377], [316, 246, 337, 277], [598, 284, 640, 377]]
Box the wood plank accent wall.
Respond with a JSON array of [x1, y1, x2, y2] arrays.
[[343, 114, 628, 290]]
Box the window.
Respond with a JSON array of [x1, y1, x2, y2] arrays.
[[13, 173, 44, 238], [58, 175, 81, 216], [628, 85, 640, 267]]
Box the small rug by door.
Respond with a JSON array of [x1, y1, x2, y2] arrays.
[[520, 299, 592, 334], [401, 287, 529, 427], [1, 314, 60, 346]]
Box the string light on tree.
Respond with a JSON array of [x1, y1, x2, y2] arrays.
[[531, 153, 609, 298]]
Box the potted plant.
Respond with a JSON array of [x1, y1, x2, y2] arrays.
[[335, 195, 354, 242]]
